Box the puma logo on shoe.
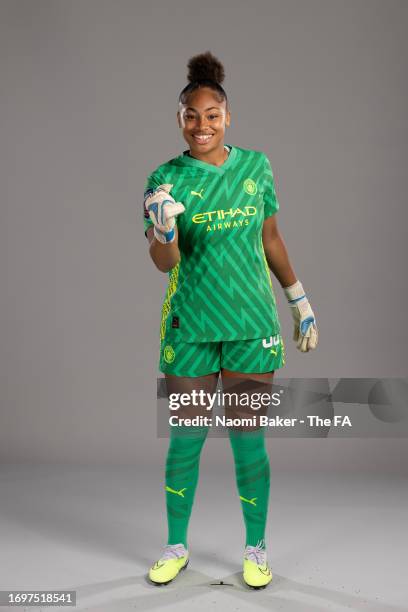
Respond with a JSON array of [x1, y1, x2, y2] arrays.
[[258, 566, 271, 576], [239, 495, 257, 506], [152, 561, 165, 570], [165, 486, 188, 497]]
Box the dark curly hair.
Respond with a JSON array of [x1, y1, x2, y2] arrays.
[[178, 51, 228, 108]]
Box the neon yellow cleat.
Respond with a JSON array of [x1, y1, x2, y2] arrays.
[[148, 543, 189, 585], [243, 539, 273, 589]]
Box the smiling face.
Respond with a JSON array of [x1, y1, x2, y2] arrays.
[[177, 87, 231, 159]]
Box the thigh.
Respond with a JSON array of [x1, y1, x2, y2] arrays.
[[165, 371, 220, 422], [221, 367, 275, 432]]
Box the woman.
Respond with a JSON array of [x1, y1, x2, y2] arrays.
[[143, 51, 318, 590]]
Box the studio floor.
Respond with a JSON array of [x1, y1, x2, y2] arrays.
[[0, 462, 406, 611]]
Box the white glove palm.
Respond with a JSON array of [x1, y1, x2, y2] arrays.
[[143, 183, 185, 244], [283, 280, 318, 352]]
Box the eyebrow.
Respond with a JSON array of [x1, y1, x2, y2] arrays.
[[185, 106, 220, 112]]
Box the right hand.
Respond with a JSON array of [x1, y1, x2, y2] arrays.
[[143, 184, 185, 244]]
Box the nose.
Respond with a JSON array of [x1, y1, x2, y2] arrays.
[[197, 114, 209, 129]]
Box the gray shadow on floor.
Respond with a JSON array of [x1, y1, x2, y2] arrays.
[[69, 568, 405, 612]]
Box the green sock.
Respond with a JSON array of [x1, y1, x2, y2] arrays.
[[228, 426, 270, 548], [165, 424, 209, 549]]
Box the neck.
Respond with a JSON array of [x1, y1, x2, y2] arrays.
[[188, 144, 229, 167]]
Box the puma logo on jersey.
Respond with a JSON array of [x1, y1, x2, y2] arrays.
[[191, 188, 204, 199], [165, 486, 187, 497]]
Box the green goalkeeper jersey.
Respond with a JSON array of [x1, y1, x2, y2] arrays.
[[143, 144, 281, 343]]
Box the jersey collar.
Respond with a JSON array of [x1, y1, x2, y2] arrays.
[[180, 144, 237, 174]]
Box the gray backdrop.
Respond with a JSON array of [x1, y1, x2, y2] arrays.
[[1, 0, 407, 470]]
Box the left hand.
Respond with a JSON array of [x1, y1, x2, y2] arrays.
[[283, 280, 318, 352]]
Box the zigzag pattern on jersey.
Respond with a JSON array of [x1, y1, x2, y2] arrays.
[[175, 153, 279, 340], [261, 245, 274, 292], [153, 163, 222, 339], [263, 155, 279, 214], [174, 237, 280, 340], [179, 149, 260, 245], [152, 149, 280, 342], [160, 263, 179, 341]]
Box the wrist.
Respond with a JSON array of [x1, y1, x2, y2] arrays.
[[154, 226, 175, 244], [283, 280, 306, 303]]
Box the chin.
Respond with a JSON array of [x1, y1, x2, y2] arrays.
[[189, 140, 220, 153]]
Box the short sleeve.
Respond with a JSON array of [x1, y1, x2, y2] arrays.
[[263, 154, 279, 219], [142, 170, 164, 236]]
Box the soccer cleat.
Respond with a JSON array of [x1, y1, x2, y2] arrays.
[[243, 539, 273, 589], [148, 543, 189, 585]]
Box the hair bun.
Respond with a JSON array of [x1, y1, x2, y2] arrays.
[[187, 51, 225, 85]]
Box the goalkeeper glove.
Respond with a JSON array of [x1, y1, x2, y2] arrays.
[[283, 280, 318, 352], [143, 183, 185, 244]]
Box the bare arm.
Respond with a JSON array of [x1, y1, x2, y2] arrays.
[[146, 226, 181, 273], [262, 215, 297, 288], [263, 214, 319, 351]]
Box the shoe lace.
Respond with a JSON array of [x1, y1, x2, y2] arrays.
[[161, 543, 187, 561], [245, 538, 267, 565]]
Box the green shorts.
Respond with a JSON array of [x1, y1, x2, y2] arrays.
[[159, 333, 285, 377]]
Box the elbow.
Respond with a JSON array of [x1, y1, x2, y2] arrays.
[[154, 257, 180, 274], [155, 262, 171, 273]]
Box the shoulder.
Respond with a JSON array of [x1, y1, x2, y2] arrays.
[[231, 146, 268, 170], [233, 145, 265, 157]]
